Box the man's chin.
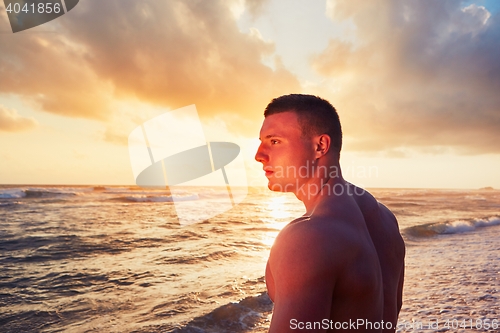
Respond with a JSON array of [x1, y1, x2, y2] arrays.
[[267, 181, 291, 192]]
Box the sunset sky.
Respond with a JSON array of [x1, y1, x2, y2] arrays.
[[1, 0, 499, 189]]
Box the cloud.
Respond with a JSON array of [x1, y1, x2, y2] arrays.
[[0, 11, 113, 120], [0, 105, 38, 132], [244, 0, 270, 18], [0, 0, 299, 132], [312, 0, 500, 154]]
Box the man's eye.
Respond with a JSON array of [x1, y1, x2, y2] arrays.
[[271, 140, 279, 145]]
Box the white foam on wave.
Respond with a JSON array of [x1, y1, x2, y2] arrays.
[[444, 217, 500, 234], [464, 195, 486, 201], [125, 194, 199, 202], [443, 220, 476, 234], [404, 216, 500, 238], [0, 189, 26, 199], [0, 187, 94, 199], [475, 217, 500, 227], [175, 292, 273, 332]]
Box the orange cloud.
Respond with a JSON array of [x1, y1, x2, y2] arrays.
[[0, 105, 38, 132], [312, 0, 500, 154], [0, 13, 113, 120], [0, 1, 299, 132]]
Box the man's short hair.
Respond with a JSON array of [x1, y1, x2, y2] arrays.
[[264, 94, 342, 154]]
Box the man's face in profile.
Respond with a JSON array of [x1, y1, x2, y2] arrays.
[[255, 111, 315, 192]]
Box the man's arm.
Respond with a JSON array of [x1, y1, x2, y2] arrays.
[[268, 221, 337, 333], [378, 203, 405, 315], [397, 262, 404, 314]]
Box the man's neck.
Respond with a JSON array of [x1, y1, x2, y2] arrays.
[[296, 173, 345, 215]]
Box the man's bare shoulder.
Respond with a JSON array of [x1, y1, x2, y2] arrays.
[[378, 202, 399, 227], [349, 185, 379, 211], [349, 185, 405, 267], [277, 215, 358, 246], [266, 217, 374, 330], [273, 216, 333, 255], [349, 185, 400, 227], [271, 215, 363, 270]]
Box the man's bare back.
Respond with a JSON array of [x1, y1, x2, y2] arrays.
[[265, 182, 404, 332], [351, 185, 405, 329]]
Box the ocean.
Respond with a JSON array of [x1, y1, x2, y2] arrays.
[[0, 185, 499, 332]]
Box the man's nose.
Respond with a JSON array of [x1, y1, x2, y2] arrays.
[[255, 143, 267, 163]]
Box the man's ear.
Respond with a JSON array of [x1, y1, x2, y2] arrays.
[[314, 134, 331, 159]]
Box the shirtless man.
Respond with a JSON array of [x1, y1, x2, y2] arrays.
[[255, 94, 405, 332]]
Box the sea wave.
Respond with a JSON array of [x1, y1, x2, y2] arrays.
[[159, 250, 239, 265], [0, 189, 26, 199], [403, 216, 500, 238], [93, 186, 107, 191], [169, 292, 273, 333], [102, 186, 196, 196], [0, 201, 23, 207], [0, 187, 91, 199], [24, 189, 79, 198], [111, 194, 199, 203], [101, 186, 144, 193]]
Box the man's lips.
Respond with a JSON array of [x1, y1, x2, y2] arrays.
[[263, 167, 273, 177]]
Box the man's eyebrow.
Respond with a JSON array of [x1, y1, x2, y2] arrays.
[[259, 134, 282, 141]]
